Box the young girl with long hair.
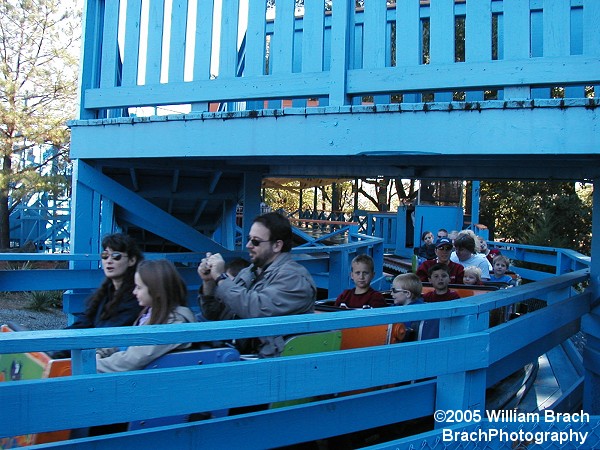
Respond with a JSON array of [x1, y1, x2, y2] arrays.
[[96, 259, 197, 373]]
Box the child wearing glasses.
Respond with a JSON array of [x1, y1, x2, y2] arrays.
[[96, 259, 197, 373], [334, 254, 386, 309], [390, 273, 423, 307], [389, 273, 438, 342]]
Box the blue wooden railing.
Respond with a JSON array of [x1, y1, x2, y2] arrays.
[[74, 0, 599, 121], [0, 267, 590, 447]]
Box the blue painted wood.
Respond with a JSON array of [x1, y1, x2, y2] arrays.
[[0, 334, 487, 436], [502, 0, 530, 98], [71, 102, 600, 169], [544, 0, 571, 57], [168, 0, 189, 83], [245, 2, 266, 77], [22, 383, 436, 449], [363, 1, 387, 70], [99, 0, 120, 90], [191, 0, 214, 113], [145, 0, 165, 85], [75, 160, 227, 254], [272, 0, 295, 75], [70, 160, 98, 270], [302, 0, 324, 73], [122, 0, 142, 87], [77, 0, 104, 120], [329, 0, 351, 106], [465, 1, 491, 101], [583, 0, 600, 56], [0, 271, 589, 444], [218, 0, 240, 79], [583, 183, 600, 413]]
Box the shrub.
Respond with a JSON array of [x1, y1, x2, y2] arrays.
[[25, 291, 63, 312]]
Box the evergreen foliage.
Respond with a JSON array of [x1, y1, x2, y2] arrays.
[[0, 0, 79, 247], [480, 181, 592, 255]]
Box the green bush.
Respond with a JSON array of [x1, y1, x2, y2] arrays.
[[25, 291, 63, 312]]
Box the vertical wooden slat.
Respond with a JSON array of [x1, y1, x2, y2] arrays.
[[245, 1, 267, 76], [583, 0, 600, 98], [145, 0, 165, 85], [396, 0, 421, 66], [530, 8, 549, 98], [396, 0, 421, 103], [583, 0, 600, 56], [430, 0, 454, 101], [544, 0, 570, 57], [219, 0, 240, 79], [329, 0, 352, 106], [430, 0, 454, 64], [565, 5, 584, 98], [122, 0, 142, 86], [302, 0, 325, 72], [191, 0, 214, 112], [100, 0, 121, 88], [268, 0, 294, 108], [503, 0, 531, 99], [363, 1, 387, 69], [244, 2, 267, 110], [78, 0, 105, 118], [168, 0, 189, 83], [193, 0, 214, 79], [363, 1, 388, 104], [465, 0, 492, 101], [272, 0, 295, 75]]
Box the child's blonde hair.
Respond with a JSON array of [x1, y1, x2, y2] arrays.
[[463, 266, 482, 284], [352, 254, 375, 273], [393, 273, 422, 299]]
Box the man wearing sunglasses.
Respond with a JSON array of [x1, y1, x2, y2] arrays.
[[198, 212, 316, 358], [415, 237, 464, 284]]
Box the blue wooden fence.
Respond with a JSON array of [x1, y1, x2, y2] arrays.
[[0, 267, 590, 448], [71, 0, 600, 123]]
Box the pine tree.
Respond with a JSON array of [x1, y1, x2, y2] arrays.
[[0, 0, 78, 247]]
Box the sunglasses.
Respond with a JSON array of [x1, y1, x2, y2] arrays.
[[391, 288, 411, 295], [437, 246, 453, 251], [100, 251, 126, 261], [247, 236, 271, 247]]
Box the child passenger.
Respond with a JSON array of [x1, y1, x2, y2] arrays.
[[334, 254, 386, 308], [390, 273, 439, 342], [96, 259, 197, 373], [417, 231, 436, 261], [489, 255, 515, 285], [423, 263, 460, 303], [463, 266, 484, 286], [390, 273, 423, 307]]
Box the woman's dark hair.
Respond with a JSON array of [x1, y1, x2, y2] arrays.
[[86, 233, 144, 322], [421, 230, 432, 241], [136, 259, 188, 325], [253, 212, 293, 252]]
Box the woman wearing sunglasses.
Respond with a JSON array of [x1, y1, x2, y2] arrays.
[[67, 233, 144, 330]]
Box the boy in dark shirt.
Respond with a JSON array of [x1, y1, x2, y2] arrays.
[[423, 263, 460, 303], [335, 254, 386, 308]]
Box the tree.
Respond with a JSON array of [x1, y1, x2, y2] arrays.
[[479, 181, 592, 255], [0, 0, 78, 248]]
